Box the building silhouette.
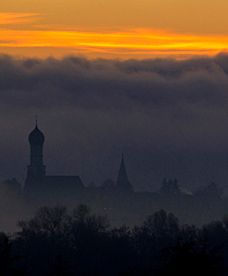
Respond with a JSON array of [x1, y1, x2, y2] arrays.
[[24, 122, 133, 196], [116, 154, 133, 191], [26, 120, 46, 182], [24, 121, 83, 195]]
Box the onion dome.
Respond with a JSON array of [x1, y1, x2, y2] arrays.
[[29, 124, 45, 145]]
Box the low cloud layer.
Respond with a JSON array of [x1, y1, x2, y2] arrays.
[[1, 54, 228, 192]]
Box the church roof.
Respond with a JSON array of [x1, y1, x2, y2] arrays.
[[44, 175, 84, 189]]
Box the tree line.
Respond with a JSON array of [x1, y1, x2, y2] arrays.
[[0, 205, 228, 275]]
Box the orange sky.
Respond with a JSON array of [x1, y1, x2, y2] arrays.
[[1, 1, 228, 59]]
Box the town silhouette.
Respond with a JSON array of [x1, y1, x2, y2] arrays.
[[2, 121, 227, 226], [0, 122, 228, 275]]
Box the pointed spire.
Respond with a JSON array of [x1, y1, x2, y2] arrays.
[[119, 153, 127, 179], [35, 115, 38, 129], [117, 153, 132, 191]]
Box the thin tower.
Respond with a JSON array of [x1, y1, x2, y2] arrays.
[[26, 120, 46, 181], [116, 153, 133, 191]]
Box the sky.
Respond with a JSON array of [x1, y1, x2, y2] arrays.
[[1, 0, 228, 58]]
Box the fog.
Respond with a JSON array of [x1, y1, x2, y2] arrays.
[[0, 54, 228, 192]]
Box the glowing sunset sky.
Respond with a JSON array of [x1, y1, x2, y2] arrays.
[[1, 0, 228, 59]]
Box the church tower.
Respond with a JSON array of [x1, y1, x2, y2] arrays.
[[26, 121, 46, 182], [116, 154, 133, 191]]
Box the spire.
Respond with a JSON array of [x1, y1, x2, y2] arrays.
[[121, 152, 124, 160], [28, 119, 45, 146], [27, 121, 46, 181], [117, 153, 132, 191], [35, 115, 38, 128], [120, 153, 126, 176]]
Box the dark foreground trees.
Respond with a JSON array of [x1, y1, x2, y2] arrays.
[[0, 205, 228, 275]]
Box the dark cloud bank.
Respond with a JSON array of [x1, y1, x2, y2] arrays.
[[1, 54, 228, 192]]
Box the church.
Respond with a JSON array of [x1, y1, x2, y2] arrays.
[[24, 121, 84, 196], [24, 122, 133, 196]]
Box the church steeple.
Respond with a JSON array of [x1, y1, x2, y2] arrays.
[[35, 115, 38, 128], [116, 153, 133, 191], [26, 121, 46, 181]]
